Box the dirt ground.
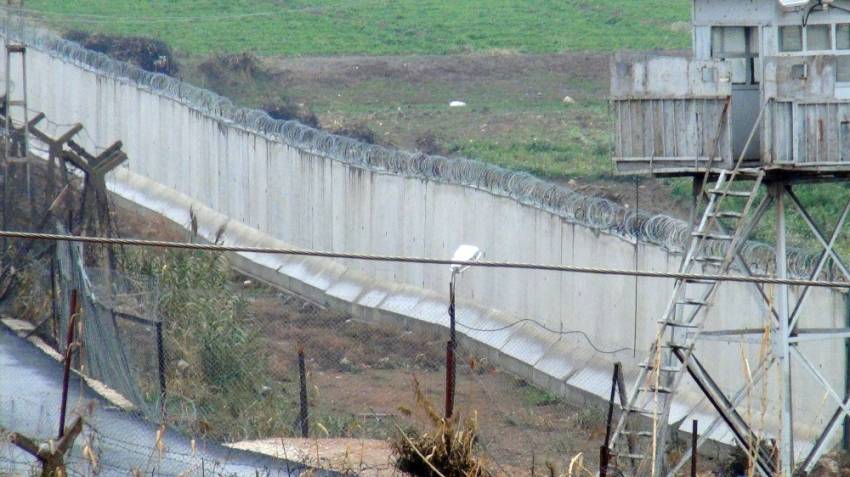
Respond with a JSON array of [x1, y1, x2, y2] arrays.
[[111, 202, 613, 474], [182, 51, 692, 219], [107, 196, 729, 476], [258, 52, 690, 217], [226, 437, 397, 476], [260, 52, 610, 89]]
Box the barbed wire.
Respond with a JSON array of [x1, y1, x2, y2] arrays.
[[1, 229, 847, 289], [0, 23, 718, 251], [0, 16, 831, 279]]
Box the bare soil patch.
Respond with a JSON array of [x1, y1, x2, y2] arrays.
[[260, 52, 611, 90], [185, 50, 691, 218]]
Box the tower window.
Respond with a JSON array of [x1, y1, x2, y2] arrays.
[[837, 56, 850, 82], [838, 24, 850, 50], [807, 24, 832, 51], [780, 26, 803, 52], [712, 26, 760, 85]]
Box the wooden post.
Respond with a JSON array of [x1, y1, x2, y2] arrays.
[[59, 289, 79, 439], [12, 416, 83, 477], [298, 346, 309, 438]]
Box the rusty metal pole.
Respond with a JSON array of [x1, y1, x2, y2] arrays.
[[691, 419, 698, 477], [298, 346, 309, 438], [599, 446, 609, 477], [156, 320, 166, 421], [445, 274, 457, 419], [58, 289, 78, 439], [600, 362, 620, 477]]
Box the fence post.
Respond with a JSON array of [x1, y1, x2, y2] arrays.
[[298, 346, 309, 438], [445, 275, 457, 419], [691, 419, 698, 477], [601, 362, 620, 477], [156, 320, 166, 421], [58, 289, 78, 439]]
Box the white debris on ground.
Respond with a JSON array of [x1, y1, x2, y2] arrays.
[[226, 437, 397, 476], [449, 100, 467, 107]]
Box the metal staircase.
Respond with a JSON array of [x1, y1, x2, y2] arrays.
[[607, 160, 766, 474]]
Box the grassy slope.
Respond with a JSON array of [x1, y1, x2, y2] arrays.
[[25, 0, 690, 56], [22, 1, 691, 184]]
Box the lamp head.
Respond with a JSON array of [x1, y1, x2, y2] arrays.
[[450, 244, 483, 275]]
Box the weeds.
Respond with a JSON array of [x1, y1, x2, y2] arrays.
[[63, 30, 178, 76], [123, 246, 284, 441], [331, 122, 377, 144], [515, 378, 562, 407], [263, 96, 321, 128], [391, 378, 492, 477]]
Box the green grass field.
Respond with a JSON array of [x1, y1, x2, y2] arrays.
[[23, 0, 692, 198], [22, 3, 850, 293], [25, 0, 690, 56]]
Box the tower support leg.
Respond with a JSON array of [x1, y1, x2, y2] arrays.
[[774, 182, 794, 476]]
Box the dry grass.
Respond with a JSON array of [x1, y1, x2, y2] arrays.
[[391, 378, 492, 477]]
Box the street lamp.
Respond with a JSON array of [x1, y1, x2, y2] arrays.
[[445, 244, 483, 419]]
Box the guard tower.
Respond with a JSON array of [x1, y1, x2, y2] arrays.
[[608, 1, 850, 476]]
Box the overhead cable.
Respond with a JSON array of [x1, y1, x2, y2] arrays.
[[1, 230, 848, 289]]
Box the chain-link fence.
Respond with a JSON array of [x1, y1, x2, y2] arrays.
[[0, 233, 636, 476], [13, 218, 849, 477]]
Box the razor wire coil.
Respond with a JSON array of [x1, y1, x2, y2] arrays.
[[0, 17, 832, 280]]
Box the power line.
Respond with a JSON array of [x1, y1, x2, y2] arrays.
[[1, 229, 848, 289]]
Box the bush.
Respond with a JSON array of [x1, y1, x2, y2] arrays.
[[415, 131, 448, 156], [332, 122, 377, 144], [197, 52, 270, 85], [262, 97, 321, 128], [392, 379, 493, 477], [63, 30, 179, 76], [124, 246, 278, 440]]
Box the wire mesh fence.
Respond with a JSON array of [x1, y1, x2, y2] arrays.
[[0, 234, 627, 476]]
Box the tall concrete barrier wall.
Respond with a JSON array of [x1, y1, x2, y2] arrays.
[[4, 30, 848, 454]]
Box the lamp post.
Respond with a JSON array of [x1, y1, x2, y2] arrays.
[[445, 244, 482, 419]]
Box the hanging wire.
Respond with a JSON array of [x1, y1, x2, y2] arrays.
[[456, 318, 631, 355]]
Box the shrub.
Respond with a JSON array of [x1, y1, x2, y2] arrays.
[[332, 122, 377, 144], [391, 378, 493, 477], [263, 97, 321, 128], [197, 52, 270, 85], [415, 131, 448, 156], [123, 246, 276, 440], [63, 30, 179, 76]]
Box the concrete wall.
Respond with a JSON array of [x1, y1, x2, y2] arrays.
[[7, 33, 849, 454]]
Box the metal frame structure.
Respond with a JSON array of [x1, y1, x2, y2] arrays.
[[1, 0, 29, 250], [607, 104, 850, 475]]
